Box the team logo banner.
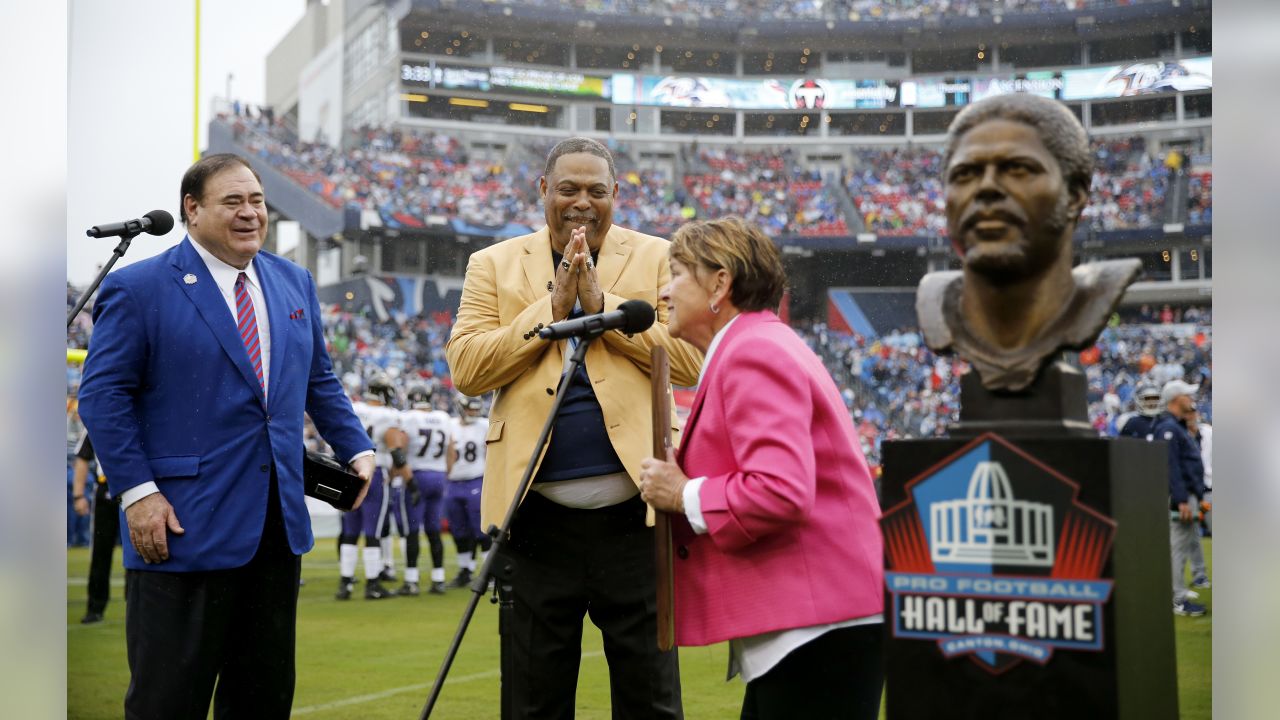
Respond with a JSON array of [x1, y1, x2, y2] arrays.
[[881, 433, 1117, 674], [611, 75, 898, 110], [1061, 57, 1211, 100]]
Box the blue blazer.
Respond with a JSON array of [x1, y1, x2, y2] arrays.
[[78, 238, 372, 572]]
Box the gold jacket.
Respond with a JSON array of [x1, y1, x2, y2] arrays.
[[446, 226, 703, 527]]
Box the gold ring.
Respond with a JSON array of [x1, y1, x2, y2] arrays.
[[560, 260, 571, 271]]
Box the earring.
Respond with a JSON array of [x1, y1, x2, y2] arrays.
[[709, 302, 720, 314]]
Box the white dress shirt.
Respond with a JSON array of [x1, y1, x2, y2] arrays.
[[190, 239, 273, 396], [678, 314, 881, 683]]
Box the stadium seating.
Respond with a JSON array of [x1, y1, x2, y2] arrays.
[[1081, 136, 1171, 231], [1187, 167, 1212, 226], [844, 148, 947, 238], [217, 114, 1186, 243], [69, 271, 1211, 477], [473, 0, 1165, 23]]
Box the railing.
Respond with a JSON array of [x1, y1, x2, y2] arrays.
[[431, 0, 1178, 23]]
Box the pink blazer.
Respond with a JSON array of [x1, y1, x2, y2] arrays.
[[672, 311, 884, 647]]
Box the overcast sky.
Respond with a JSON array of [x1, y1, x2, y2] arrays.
[[67, 0, 309, 286]]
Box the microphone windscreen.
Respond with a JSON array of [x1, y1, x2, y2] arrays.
[[144, 210, 175, 236], [618, 299, 656, 334]]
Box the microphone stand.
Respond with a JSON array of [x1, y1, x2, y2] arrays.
[[420, 332, 598, 720], [67, 230, 142, 328]]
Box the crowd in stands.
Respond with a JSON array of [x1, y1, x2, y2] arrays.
[[1080, 136, 1172, 232], [221, 111, 1195, 242], [225, 114, 855, 239], [1083, 305, 1212, 433], [684, 147, 848, 237], [1187, 168, 1212, 226], [68, 260, 1211, 480], [844, 138, 1177, 238], [480, 0, 1158, 23], [614, 168, 689, 238], [798, 304, 1211, 470], [233, 119, 546, 230], [844, 147, 947, 237], [802, 324, 963, 470], [322, 308, 457, 404]]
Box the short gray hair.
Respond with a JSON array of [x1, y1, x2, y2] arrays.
[[944, 94, 1092, 194], [544, 137, 616, 183]]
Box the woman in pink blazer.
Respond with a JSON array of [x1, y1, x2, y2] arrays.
[[641, 216, 885, 720]]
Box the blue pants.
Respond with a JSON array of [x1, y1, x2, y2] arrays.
[[339, 507, 362, 538], [446, 477, 485, 542], [411, 470, 447, 536], [359, 468, 388, 538], [383, 485, 409, 537], [338, 467, 388, 540]]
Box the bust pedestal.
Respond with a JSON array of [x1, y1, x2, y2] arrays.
[[879, 363, 1179, 719]]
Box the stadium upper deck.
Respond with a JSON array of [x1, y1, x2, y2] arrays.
[[469, 0, 1175, 24], [407, 0, 1204, 38], [305, 0, 1210, 142], [268, 0, 1212, 168], [245, 0, 1211, 314], [216, 113, 1206, 239]]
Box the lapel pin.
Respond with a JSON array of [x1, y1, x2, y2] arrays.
[[183, 273, 198, 285]]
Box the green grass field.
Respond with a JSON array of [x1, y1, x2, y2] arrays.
[[67, 539, 1212, 719]]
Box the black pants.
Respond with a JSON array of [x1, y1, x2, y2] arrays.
[[500, 492, 683, 720], [86, 481, 119, 616], [740, 624, 884, 720], [123, 470, 301, 720]]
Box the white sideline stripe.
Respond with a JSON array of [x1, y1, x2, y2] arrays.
[[67, 578, 125, 586], [291, 651, 605, 716], [291, 681, 434, 715]]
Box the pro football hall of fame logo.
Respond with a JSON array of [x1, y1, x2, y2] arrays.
[[880, 433, 1118, 674]]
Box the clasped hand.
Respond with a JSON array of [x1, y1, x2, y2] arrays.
[[552, 226, 604, 321]]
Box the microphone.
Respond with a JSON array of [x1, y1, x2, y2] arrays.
[[538, 299, 656, 340], [86, 210, 175, 239]]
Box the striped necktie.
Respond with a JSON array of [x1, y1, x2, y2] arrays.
[[234, 272, 265, 391]]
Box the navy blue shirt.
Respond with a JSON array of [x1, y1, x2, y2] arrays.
[[1118, 414, 1156, 439], [536, 250, 626, 483], [1152, 412, 1205, 509]]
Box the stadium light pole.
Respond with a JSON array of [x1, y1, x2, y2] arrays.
[[192, 0, 201, 162]]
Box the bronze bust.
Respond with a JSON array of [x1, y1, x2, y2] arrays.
[[917, 93, 1141, 392]]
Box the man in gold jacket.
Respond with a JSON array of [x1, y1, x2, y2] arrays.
[[446, 137, 701, 719]]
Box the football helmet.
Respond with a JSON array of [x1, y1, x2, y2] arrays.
[[456, 393, 483, 419], [1135, 383, 1162, 417], [406, 384, 432, 408], [364, 372, 396, 405]]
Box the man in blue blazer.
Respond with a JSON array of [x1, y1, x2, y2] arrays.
[[78, 153, 375, 719]]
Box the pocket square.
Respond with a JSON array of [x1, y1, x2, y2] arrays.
[[289, 309, 306, 320]]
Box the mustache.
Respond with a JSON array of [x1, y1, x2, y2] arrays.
[[959, 207, 1027, 234]]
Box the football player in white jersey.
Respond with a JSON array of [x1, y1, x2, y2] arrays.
[[337, 374, 401, 600], [446, 394, 491, 587], [373, 378, 414, 589], [332, 373, 366, 598], [397, 384, 455, 594]]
